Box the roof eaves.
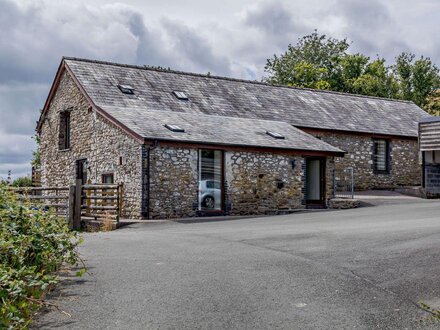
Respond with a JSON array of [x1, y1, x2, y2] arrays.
[[139, 136, 345, 156], [296, 125, 419, 139]]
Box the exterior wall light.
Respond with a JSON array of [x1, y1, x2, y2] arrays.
[[291, 159, 296, 169]]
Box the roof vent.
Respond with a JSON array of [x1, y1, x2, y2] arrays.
[[165, 124, 185, 133], [266, 131, 285, 139], [118, 84, 134, 94], [173, 91, 188, 100]]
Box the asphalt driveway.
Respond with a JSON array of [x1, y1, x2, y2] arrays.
[[35, 197, 440, 329]]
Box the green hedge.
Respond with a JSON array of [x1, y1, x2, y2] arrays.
[[0, 185, 83, 329]]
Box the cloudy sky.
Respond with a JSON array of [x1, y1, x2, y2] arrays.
[[1, 0, 439, 180]]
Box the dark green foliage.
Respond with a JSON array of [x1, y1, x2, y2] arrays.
[[11, 177, 32, 188], [0, 184, 83, 329], [265, 31, 349, 90], [426, 89, 440, 115], [265, 32, 440, 110], [394, 53, 440, 107]]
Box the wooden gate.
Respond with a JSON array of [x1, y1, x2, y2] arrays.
[[81, 183, 123, 223], [9, 181, 123, 230]]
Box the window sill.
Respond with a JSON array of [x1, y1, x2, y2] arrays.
[[59, 148, 71, 152], [373, 170, 390, 175]]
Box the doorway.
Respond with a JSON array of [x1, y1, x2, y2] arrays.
[[198, 149, 224, 214], [76, 159, 88, 184], [305, 157, 326, 207]]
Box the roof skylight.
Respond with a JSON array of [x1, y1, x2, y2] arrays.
[[118, 84, 134, 94], [165, 124, 185, 132], [173, 91, 188, 100], [266, 131, 285, 139]]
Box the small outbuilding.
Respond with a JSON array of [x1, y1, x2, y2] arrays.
[[419, 117, 440, 197]]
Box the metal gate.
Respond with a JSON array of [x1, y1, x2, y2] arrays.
[[333, 167, 354, 199]]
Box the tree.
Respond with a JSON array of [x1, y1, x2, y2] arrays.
[[339, 53, 370, 93], [11, 176, 33, 187], [351, 59, 399, 98], [265, 32, 440, 113], [393, 53, 440, 107], [425, 89, 440, 115], [264, 31, 349, 89]]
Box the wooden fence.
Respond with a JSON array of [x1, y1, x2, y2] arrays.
[[9, 180, 123, 230], [31, 166, 41, 187]]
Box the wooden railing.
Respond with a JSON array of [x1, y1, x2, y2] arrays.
[[8, 181, 123, 230], [11, 186, 69, 219]]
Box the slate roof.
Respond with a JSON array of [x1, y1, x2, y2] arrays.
[[420, 116, 440, 124], [98, 105, 344, 154], [63, 57, 429, 138]]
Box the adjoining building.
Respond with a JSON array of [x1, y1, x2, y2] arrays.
[[419, 117, 440, 198], [36, 57, 429, 219]]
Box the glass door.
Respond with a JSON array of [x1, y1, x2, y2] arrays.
[[305, 157, 326, 206], [198, 149, 223, 211]]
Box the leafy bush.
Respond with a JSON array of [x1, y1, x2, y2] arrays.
[[0, 184, 83, 329], [11, 177, 33, 188]]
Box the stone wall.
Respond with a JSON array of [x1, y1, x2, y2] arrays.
[[147, 149, 336, 217], [148, 147, 198, 219], [305, 130, 421, 190], [39, 71, 143, 218], [225, 152, 305, 215], [325, 157, 336, 202]]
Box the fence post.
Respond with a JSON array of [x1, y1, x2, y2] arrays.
[[68, 185, 75, 229], [117, 183, 123, 221], [332, 169, 336, 198], [350, 167, 354, 199], [73, 179, 82, 230]]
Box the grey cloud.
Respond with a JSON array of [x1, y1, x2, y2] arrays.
[[333, 0, 411, 62], [0, 83, 48, 134], [161, 19, 232, 76], [237, 0, 312, 76], [244, 1, 300, 35], [0, 132, 34, 179], [337, 0, 390, 29], [242, 0, 309, 50]]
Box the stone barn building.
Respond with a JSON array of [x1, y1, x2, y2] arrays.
[[37, 57, 428, 219]]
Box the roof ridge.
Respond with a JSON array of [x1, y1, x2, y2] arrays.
[[62, 56, 415, 105]]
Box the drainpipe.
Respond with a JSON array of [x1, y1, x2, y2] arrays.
[[144, 140, 158, 219]]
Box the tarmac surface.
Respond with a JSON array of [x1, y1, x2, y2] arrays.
[[35, 193, 440, 329]]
